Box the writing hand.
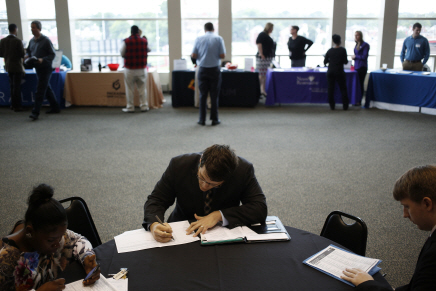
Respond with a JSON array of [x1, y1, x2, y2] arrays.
[[186, 212, 222, 237], [83, 254, 100, 286], [341, 268, 374, 286], [37, 278, 65, 291], [151, 222, 173, 243]]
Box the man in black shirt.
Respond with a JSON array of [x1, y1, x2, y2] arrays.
[[287, 26, 313, 67]]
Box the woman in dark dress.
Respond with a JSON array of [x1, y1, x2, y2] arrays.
[[324, 34, 349, 110], [256, 22, 274, 97]]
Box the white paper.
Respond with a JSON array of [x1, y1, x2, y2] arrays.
[[114, 221, 199, 253], [109, 278, 128, 291], [173, 59, 187, 71], [64, 275, 118, 291], [271, 60, 281, 69], [244, 58, 254, 71], [201, 226, 245, 242], [305, 245, 380, 279]]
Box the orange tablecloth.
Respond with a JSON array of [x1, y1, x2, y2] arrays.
[[64, 69, 164, 108]]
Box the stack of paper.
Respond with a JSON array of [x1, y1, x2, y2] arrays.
[[64, 275, 124, 291], [201, 225, 289, 243], [114, 220, 199, 253], [304, 245, 381, 286]]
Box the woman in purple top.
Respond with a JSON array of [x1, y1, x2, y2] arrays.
[[352, 31, 370, 106]]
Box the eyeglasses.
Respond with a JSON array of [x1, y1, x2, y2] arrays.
[[196, 174, 222, 188]]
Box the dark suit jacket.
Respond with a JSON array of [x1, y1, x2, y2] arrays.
[[143, 153, 267, 230], [356, 234, 436, 291], [0, 35, 25, 73]]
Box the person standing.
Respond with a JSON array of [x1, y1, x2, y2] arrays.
[[0, 24, 25, 112], [324, 34, 349, 111], [287, 25, 313, 67], [256, 22, 275, 97], [26, 21, 60, 121], [191, 22, 226, 126], [352, 31, 370, 107], [400, 22, 430, 71], [120, 25, 149, 113]]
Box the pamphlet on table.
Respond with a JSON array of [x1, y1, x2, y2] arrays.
[[64, 275, 125, 291], [303, 245, 382, 287]]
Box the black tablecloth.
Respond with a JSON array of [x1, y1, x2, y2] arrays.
[[171, 70, 260, 107], [62, 226, 390, 290]]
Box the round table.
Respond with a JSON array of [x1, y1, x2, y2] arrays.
[[64, 226, 390, 290]]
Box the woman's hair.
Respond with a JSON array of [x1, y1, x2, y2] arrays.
[[355, 31, 363, 43], [332, 34, 341, 45], [264, 22, 274, 33], [25, 184, 67, 231]]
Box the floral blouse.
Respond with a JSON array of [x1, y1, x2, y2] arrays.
[[0, 229, 94, 291]]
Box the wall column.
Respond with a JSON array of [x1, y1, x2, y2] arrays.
[[331, 0, 347, 46], [54, 0, 73, 67], [219, 0, 232, 62], [377, 0, 399, 69], [168, 0, 181, 88]]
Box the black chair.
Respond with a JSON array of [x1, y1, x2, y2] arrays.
[[59, 197, 102, 248], [320, 210, 368, 256]]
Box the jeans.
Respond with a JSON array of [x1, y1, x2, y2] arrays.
[[8, 72, 23, 108], [327, 71, 349, 110], [32, 66, 59, 115], [198, 66, 221, 121]]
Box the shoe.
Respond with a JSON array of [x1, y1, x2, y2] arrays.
[[46, 109, 60, 114], [122, 108, 135, 113], [343, 104, 349, 111], [140, 107, 149, 112], [197, 120, 205, 126], [29, 113, 38, 120], [211, 120, 221, 126], [14, 107, 25, 112]]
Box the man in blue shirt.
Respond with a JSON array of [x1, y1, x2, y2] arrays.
[[191, 23, 226, 126], [400, 22, 430, 71]]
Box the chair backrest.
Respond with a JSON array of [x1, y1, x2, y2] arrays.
[[58, 197, 102, 248], [320, 210, 367, 256]]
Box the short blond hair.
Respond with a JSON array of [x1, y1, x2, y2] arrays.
[[264, 22, 274, 33]]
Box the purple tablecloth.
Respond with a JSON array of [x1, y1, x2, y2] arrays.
[[265, 68, 361, 106]]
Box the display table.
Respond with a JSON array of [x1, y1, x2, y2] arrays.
[[64, 69, 164, 108], [0, 69, 67, 107], [172, 69, 260, 107], [265, 68, 362, 106], [366, 69, 436, 115], [61, 226, 390, 290]]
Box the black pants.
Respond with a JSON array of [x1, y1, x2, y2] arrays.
[[8, 72, 23, 109], [32, 66, 59, 115], [356, 66, 367, 102], [327, 71, 348, 110], [198, 66, 221, 121]]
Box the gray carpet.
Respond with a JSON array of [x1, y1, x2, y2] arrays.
[[1, 96, 436, 288]]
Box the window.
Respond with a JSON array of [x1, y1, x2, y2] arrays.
[[395, 0, 436, 71], [181, 0, 218, 69], [0, 0, 7, 39], [346, 0, 382, 71], [69, 0, 169, 72], [232, 0, 333, 68], [22, 0, 58, 49]]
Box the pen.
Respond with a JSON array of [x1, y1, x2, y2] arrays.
[[155, 215, 175, 241]]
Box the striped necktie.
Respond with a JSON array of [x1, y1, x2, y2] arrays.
[[204, 190, 212, 215]]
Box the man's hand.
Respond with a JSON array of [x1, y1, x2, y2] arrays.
[[83, 254, 100, 286], [186, 212, 222, 237], [37, 278, 65, 291], [151, 222, 173, 243], [38, 58, 43, 64], [352, 55, 356, 60], [341, 268, 374, 286]]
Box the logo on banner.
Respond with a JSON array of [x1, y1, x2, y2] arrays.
[[188, 79, 195, 91], [113, 79, 121, 90], [107, 79, 125, 98], [297, 76, 318, 85]]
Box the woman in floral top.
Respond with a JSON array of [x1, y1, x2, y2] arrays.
[[0, 184, 100, 291]]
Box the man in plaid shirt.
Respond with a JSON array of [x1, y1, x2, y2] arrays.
[[120, 25, 149, 113]]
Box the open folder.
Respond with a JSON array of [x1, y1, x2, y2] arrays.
[[200, 216, 291, 245]]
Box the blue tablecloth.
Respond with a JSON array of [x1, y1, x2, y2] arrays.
[[366, 70, 436, 109], [265, 68, 361, 106], [0, 69, 67, 107]]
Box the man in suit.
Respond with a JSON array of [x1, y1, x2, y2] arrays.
[[191, 22, 226, 126], [341, 165, 436, 291], [0, 23, 25, 111], [143, 144, 267, 243]]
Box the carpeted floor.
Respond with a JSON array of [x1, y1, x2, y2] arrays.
[[1, 95, 435, 288]]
